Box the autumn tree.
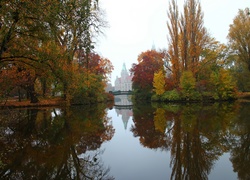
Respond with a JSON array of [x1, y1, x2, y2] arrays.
[[153, 70, 166, 95], [197, 41, 229, 86], [167, 0, 180, 86], [70, 52, 113, 104], [0, 0, 108, 103], [78, 52, 113, 82], [228, 8, 250, 71], [130, 50, 165, 100], [0, 65, 18, 99], [167, 0, 209, 84], [0, 64, 39, 103], [209, 69, 237, 100], [44, 0, 105, 100]]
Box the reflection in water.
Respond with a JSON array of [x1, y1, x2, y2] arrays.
[[131, 105, 169, 150], [114, 95, 132, 106], [131, 102, 249, 180], [115, 107, 133, 130], [166, 104, 225, 180], [0, 101, 250, 179], [0, 105, 115, 180], [114, 94, 133, 130], [230, 102, 250, 180]]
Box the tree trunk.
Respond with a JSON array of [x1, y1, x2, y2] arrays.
[[18, 87, 21, 102], [41, 79, 47, 97], [27, 84, 39, 103], [63, 83, 68, 100]]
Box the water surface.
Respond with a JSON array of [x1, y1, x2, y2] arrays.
[[0, 101, 249, 180]]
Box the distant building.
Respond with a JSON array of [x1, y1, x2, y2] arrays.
[[114, 63, 133, 91]]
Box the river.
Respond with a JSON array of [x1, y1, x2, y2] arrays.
[[0, 100, 249, 180]]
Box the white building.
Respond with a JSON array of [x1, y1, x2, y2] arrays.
[[114, 63, 132, 91]]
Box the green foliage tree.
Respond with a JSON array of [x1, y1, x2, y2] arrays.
[[232, 61, 250, 91], [71, 71, 106, 105], [228, 8, 250, 71], [210, 69, 237, 100], [180, 71, 195, 92], [196, 41, 229, 89]]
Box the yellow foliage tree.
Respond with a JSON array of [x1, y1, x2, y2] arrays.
[[153, 70, 166, 95]]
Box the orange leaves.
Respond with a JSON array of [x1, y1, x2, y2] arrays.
[[78, 52, 113, 81], [0, 64, 37, 97], [167, 0, 209, 84]]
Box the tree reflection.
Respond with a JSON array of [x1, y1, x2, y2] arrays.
[[0, 104, 114, 179], [230, 102, 250, 180], [131, 104, 169, 150], [132, 102, 239, 180]]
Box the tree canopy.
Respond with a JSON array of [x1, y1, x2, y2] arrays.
[[0, 0, 112, 104], [132, 0, 240, 101], [228, 8, 250, 71], [130, 50, 165, 100]]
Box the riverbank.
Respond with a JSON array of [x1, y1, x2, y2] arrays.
[[237, 92, 250, 99], [0, 97, 67, 108], [1, 92, 250, 108]]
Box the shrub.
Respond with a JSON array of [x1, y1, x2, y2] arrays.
[[181, 90, 202, 101], [161, 89, 181, 101]]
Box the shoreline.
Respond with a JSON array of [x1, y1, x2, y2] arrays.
[[1, 92, 250, 108], [0, 98, 67, 108]]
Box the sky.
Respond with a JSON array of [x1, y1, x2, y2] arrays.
[[95, 0, 250, 85]]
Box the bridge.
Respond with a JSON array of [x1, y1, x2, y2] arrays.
[[114, 105, 133, 110], [110, 90, 133, 96], [110, 90, 133, 107]]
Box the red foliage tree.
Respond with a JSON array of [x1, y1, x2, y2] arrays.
[[130, 50, 165, 93]]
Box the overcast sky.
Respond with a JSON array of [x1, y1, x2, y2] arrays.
[[96, 0, 249, 85]]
